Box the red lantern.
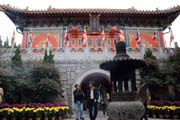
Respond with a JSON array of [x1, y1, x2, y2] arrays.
[[70, 27, 78, 33], [110, 26, 118, 33], [109, 26, 118, 39], [70, 26, 78, 39]]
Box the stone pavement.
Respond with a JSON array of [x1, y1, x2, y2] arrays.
[[64, 111, 168, 120]]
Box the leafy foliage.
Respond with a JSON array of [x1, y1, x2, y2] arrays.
[[43, 50, 54, 64], [4, 37, 9, 47], [144, 49, 157, 60], [0, 36, 2, 47], [140, 49, 158, 78], [30, 65, 62, 103], [11, 46, 22, 65], [140, 48, 180, 100], [0, 63, 62, 103]]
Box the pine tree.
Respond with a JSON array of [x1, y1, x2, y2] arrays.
[[140, 49, 158, 78], [43, 50, 54, 64], [14, 42, 17, 48], [11, 46, 22, 64], [4, 37, 9, 47], [144, 49, 157, 60], [173, 48, 180, 82], [0, 36, 2, 47], [43, 50, 48, 63], [49, 50, 54, 64]]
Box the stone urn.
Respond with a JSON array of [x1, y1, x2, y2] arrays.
[[107, 101, 144, 120]]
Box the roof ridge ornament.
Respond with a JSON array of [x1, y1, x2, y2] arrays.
[[156, 8, 159, 11], [47, 5, 53, 10], [25, 7, 29, 10]]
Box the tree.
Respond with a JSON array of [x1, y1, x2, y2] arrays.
[[43, 50, 48, 63], [4, 37, 9, 47], [140, 49, 158, 78], [14, 42, 17, 48], [49, 50, 55, 64], [43, 50, 54, 64], [144, 49, 157, 60], [0, 35, 3, 47], [11, 46, 22, 65], [174, 48, 180, 77], [165, 48, 180, 100], [0, 62, 63, 103], [140, 48, 180, 100], [30, 65, 62, 103]]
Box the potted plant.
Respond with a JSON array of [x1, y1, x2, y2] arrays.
[[33, 107, 44, 120], [158, 107, 164, 119], [0, 108, 11, 120], [173, 107, 179, 119], [57, 109, 64, 120], [61, 107, 68, 119], [25, 108, 35, 120], [49, 108, 57, 120], [151, 107, 158, 118], [164, 107, 171, 119], [11, 109, 18, 120], [42, 109, 49, 120]]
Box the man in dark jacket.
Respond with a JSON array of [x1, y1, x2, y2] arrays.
[[73, 84, 84, 120], [86, 82, 99, 120]]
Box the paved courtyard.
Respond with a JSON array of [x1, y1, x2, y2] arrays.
[[65, 111, 173, 120]]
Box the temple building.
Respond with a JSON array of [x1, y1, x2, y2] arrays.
[[0, 5, 180, 105]]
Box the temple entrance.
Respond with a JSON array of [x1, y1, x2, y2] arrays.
[[79, 72, 111, 110], [73, 69, 111, 108], [80, 72, 111, 94]]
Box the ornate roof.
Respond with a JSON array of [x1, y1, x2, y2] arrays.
[[0, 4, 180, 15], [0, 4, 179, 30]]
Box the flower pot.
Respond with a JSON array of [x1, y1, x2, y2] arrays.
[[36, 117, 41, 120], [28, 118, 33, 120], [51, 116, 56, 120], [21, 117, 26, 120], [159, 115, 164, 119], [152, 114, 157, 118], [58, 116, 62, 120], [11, 117, 17, 120], [173, 115, 178, 119], [165, 115, 170, 119], [44, 117, 48, 120]]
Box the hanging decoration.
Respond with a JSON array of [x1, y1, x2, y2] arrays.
[[101, 27, 106, 47], [82, 29, 88, 47], [170, 29, 174, 47], [118, 29, 125, 42], [135, 30, 141, 45]]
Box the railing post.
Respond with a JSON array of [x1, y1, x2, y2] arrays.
[[104, 46, 108, 60], [141, 46, 145, 59], [84, 46, 89, 60], [65, 42, 70, 59]]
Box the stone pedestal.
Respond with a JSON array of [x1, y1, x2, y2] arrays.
[[107, 101, 145, 120]]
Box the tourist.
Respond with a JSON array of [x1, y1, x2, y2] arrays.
[[86, 82, 99, 120], [98, 84, 110, 116], [101, 93, 110, 115], [137, 83, 151, 120], [0, 86, 4, 103], [73, 84, 84, 120]]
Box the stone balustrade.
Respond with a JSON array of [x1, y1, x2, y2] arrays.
[[0, 47, 174, 62]]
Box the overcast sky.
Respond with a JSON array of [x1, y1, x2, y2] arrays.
[[0, 0, 179, 47]]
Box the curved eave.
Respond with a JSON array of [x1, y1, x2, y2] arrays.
[[0, 4, 180, 29], [0, 4, 180, 16]]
